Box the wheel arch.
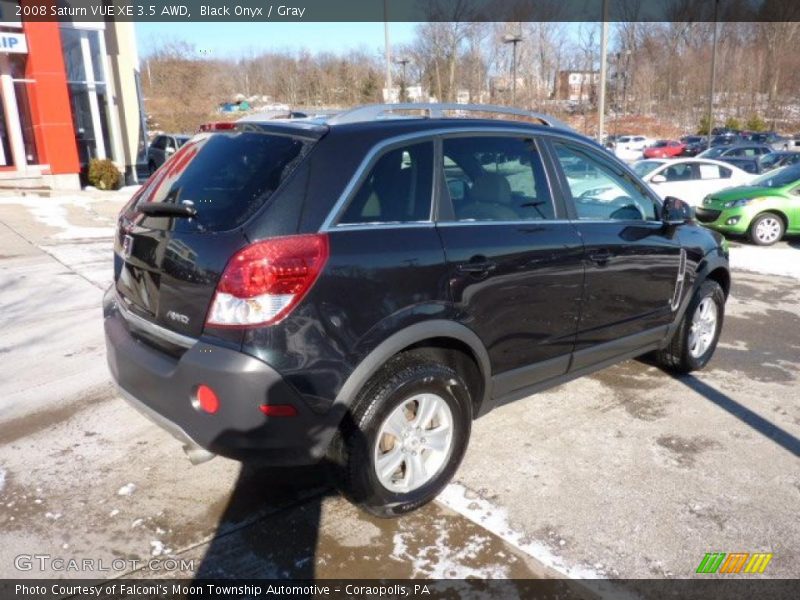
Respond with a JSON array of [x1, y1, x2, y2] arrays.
[[331, 320, 492, 420], [752, 208, 789, 231]]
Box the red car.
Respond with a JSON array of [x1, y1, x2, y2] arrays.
[[643, 139, 686, 158]]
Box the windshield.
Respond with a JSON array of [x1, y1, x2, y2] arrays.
[[751, 164, 800, 188], [700, 147, 726, 158], [633, 160, 664, 177], [760, 153, 783, 169]]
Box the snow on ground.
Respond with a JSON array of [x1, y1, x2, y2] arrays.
[[728, 244, 800, 280], [0, 468, 6, 493], [438, 482, 603, 579], [0, 191, 133, 240]]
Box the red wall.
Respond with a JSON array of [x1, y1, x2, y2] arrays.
[[21, 20, 79, 175]]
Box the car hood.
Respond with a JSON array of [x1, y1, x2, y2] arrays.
[[703, 185, 787, 205]]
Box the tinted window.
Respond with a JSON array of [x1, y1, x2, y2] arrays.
[[662, 163, 695, 181], [339, 142, 433, 224], [442, 136, 554, 222], [133, 132, 313, 232], [151, 136, 166, 150], [554, 142, 658, 221]]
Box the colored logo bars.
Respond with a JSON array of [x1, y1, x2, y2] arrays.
[[696, 552, 773, 574]]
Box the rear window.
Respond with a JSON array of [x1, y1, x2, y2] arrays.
[[132, 132, 313, 232]]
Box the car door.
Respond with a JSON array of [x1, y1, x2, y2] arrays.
[[546, 138, 684, 369], [436, 134, 585, 397]]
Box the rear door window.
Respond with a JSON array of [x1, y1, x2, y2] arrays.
[[338, 142, 433, 225], [132, 131, 314, 232]]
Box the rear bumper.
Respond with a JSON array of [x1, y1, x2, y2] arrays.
[[103, 288, 336, 465]]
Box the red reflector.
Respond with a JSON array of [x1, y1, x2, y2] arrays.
[[259, 404, 297, 417], [194, 385, 219, 414]]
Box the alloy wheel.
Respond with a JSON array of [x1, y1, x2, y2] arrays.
[[373, 393, 454, 493]]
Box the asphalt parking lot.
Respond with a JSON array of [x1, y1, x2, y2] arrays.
[[0, 192, 797, 585]]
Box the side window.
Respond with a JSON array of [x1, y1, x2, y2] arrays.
[[719, 166, 732, 178], [698, 163, 724, 180], [553, 142, 658, 221], [151, 136, 166, 150], [339, 142, 433, 225], [663, 163, 694, 181], [165, 137, 176, 151], [442, 136, 554, 222]]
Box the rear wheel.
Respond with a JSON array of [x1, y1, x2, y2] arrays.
[[749, 212, 784, 246], [657, 280, 725, 373], [328, 354, 472, 518]]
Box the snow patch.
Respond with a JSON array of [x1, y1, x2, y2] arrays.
[[150, 540, 172, 557], [391, 517, 508, 579], [437, 482, 603, 579], [117, 483, 137, 496], [0, 469, 6, 494], [729, 245, 800, 280]]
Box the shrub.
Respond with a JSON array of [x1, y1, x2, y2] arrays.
[[87, 158, 121, 190], [724, 116, 741, 131], [697, 115, 711, 135], [745, 114, 767, 132]]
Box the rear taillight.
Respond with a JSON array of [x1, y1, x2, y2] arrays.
[[206, 234, 329, 328]]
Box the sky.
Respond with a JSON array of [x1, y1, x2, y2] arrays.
[[135, 22, 420, 58]]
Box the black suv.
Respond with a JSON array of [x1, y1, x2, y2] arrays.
[[104, 104, 730, 516]]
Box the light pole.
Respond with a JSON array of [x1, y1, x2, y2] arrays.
[[706, 0, 719, 149], [384, 0, 392, 103], [395, 57, 410, 102], [503, 30, 523, 105], [597, 0, 609, 144]]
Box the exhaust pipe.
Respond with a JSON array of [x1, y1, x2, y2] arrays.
[[183, 443, 217, 465]]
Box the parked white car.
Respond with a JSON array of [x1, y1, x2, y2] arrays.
[[632, 157, 755, 206], [614, 135, 654, 162]]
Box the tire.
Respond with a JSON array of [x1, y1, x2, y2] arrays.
[[657, 280, 725, 374], [748, 212, 784, 246], [328, 353, 472, 518]]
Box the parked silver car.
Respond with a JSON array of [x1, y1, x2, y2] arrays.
[[147, 134, 191, 174]]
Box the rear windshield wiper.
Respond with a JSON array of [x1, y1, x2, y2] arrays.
[[138, 202, 197, 218]]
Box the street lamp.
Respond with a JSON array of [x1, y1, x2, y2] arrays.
[[706, 0, 720, 149], [503, 30, 523, 105], [395, 57, 410, 102]]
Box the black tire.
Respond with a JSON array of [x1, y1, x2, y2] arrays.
[[327, 353, 472, 518], [657, 280, 725, 374], [748, 212, 785, 246]]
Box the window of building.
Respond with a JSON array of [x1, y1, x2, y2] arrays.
[[59, 25, 115, 165], [442, 136, 554, 221], [339, 142, 433, 225]]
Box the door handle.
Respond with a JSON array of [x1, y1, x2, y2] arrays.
[[588, 249, 613, 265], [457, 257, 497, 275]]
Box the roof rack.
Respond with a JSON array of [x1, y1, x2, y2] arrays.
[[325, 103, 571, 130]]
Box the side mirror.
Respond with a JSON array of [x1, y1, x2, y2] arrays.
[[651, 174, 667, 184], [662, 196, 692, 225]]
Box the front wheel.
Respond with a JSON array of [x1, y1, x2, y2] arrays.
[[657, 280, 725, 373], [328, 354, 472, 518], [749, 212, 784, 246]]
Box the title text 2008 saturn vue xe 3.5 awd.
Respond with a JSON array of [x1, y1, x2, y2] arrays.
[[104, 104, 730, 516]]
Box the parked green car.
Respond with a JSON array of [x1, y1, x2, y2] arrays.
[[695, 164, 800, 245]]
